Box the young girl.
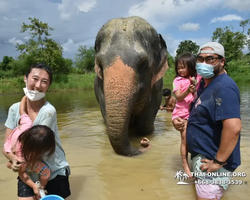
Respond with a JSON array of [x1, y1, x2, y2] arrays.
[[4, 96, 32, 171], [18, 124, 55, 200], [172, 53, 202, 177]]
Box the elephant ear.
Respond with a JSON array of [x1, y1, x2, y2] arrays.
[[151, 34, 169, 88], [94, 58, 103, 79]]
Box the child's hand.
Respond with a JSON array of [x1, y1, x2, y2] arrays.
[[33, 183, 40, 196], [189, 76, 196, 85], [188, 77, 196, 94], [188, 84, 196, 94]]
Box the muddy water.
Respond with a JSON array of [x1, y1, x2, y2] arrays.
[[0, 87, 249, 200]]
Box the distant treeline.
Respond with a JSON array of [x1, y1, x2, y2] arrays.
[[0, 17, 250, 92]]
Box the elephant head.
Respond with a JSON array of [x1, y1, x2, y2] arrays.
[[94, 16, 169, 156]]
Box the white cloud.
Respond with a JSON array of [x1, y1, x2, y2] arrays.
[[128, 0, 223, 30], [2, 16, 8, 20], [62, 39, 75, 52], [8, 37, 24, 46], [162, 35, 211, 57], [77, 1, 96, 13], [61, 38, 95, 58], [24, 36, 30, 40], [162, 35, 181, 57], [224, 0, 250, 11], [58, 0, 96, 20], [210, 14, 243, 23], [178, 22, 200, 31]]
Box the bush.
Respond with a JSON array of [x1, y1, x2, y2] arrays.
[[225, 59, 250, 82]]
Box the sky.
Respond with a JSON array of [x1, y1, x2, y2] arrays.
[[0, 0, 250, 61]]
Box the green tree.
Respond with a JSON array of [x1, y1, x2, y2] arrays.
[[0, 56, 14, 71], [175, 40, 199, 58], [16, 17, 71, 74], [212, 19, 250, 62], [75, 45, 95, 73], [167, 51, 175, 68]]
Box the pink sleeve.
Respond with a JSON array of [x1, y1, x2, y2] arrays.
[[4, 135, 12, 153], [19, 114, 33, 130], [172, 77, 182, 93], [3, 114, 32, 154], [195, 74, 203, 91]]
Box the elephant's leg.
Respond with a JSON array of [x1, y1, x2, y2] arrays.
[[135, 81, 163, 135]]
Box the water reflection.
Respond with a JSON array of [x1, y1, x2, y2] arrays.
[[0, 86, 249, 200]]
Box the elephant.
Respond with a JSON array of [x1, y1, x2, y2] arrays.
[[94, 16, 169, 156]]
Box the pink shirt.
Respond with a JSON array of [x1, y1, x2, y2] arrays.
[[4, 114, 33, 158], [172, 75, 202, 120]]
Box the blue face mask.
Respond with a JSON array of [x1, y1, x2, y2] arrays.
[[196, 63, 215, 79]]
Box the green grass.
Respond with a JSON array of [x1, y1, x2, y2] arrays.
[[0, 67, 249, 95]]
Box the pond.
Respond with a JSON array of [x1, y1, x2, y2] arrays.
[[0, 84, 249, 200]]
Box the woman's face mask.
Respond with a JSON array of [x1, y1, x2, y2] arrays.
[[23, 87, 45, 101], [195, 61, 220, 79]]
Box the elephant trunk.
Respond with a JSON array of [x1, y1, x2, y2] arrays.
[[104, 57, 142, 156]]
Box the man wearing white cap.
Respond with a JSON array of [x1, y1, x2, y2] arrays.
[[173, 42, 241, 200]]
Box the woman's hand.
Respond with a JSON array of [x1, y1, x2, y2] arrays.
[[6, 154, 22, 172]]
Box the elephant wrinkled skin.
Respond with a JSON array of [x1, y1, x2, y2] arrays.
[[94, 16, 169, 156]]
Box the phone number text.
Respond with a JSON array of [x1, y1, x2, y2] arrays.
[[195, 179, 243, 185]]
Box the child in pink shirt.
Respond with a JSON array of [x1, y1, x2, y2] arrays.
[[4, 96, 32, 169], [172, 53, 202, 177]]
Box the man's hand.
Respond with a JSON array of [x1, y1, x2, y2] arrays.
[[200, 159, 223, 173], [172, 117, 185, 132]]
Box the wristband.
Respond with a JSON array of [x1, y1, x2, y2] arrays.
[[213, 157, 227, 165]]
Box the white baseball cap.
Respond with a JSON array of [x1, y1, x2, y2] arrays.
[[197, 42, 225, 57]]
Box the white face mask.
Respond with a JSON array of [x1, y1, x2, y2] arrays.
[[23, 87, 45, 101]]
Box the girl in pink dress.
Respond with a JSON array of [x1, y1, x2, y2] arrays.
[[172, 53, 202, 177]]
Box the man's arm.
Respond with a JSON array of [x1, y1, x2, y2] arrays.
[[200, 118, 241, 172], [216, 118, 241, 163]]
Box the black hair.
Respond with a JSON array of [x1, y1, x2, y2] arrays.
[[163, 88, 171, 97], [175, 52, 197, 78], [25, 63, 53, 85]]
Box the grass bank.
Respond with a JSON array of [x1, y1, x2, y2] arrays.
[[0, 68, 248, 95], [0, 73, 96, 94]]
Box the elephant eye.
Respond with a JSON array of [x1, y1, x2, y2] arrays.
[[139, 59, 148, 69], [137, 59, 149, 74], [94, 58, 104, 79]]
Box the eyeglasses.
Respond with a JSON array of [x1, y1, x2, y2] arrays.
[[196, 56, 220, 64]]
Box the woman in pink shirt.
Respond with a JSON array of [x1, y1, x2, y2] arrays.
[[172, 52, 202, 177]]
